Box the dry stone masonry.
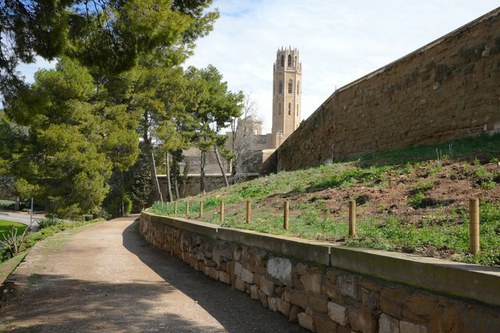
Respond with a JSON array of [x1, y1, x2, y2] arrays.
[[140, 213, 500, 332]]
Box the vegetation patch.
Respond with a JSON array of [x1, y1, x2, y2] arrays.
[[148, 134, 500, 266]]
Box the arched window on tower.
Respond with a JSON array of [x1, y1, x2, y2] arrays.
[[288, 103, 291, 115], [288, 79, 293, 94], [278, 81, 283, 94], [280, 55, 284, 67], [287, 54, 292, 67], [278, 103, 281, 115], [297, 81, 300, 94]]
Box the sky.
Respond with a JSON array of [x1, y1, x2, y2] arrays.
[[183, 0, 499, 132], [17, 1, 499, 132]]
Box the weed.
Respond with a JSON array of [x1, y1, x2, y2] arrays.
[[410, 180, 435, 192], [408, 192, 425, 209], [480, 181, 496, 190]]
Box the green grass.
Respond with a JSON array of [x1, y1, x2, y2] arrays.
[[0, 219, 27, 240], [147, 133, 500, 266], [352, 132, 500, 165]]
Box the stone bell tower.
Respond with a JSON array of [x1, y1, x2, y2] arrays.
[[271, 46, 302, 148]]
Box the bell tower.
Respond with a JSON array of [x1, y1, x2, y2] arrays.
[[271, 46, 302, 148]]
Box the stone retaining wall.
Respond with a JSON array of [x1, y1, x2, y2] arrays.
[[275, 8, 500, 172], [139, 212, 500, 332]]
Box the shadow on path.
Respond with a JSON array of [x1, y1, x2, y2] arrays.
[[122, 219, 307, 333], [1, 274, 224, 333]]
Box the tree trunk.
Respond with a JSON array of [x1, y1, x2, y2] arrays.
[[214, 145, 229, 187], [200, 151, 206, 195], [148, 149, 163, 203], [165, 153, 173, 202], [181, 160, 190, 198], [174, 177, 180, 200]]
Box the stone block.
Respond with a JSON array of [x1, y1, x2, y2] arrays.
[[206, 267, 219, 280], [234, 261, 243, 277], [295, 263, 308, 275], [219, 271, 231, 285], [400, 321, 427, 333], [327, 302, 348, 326], [336, 274, 359, 300], [289, 305, 301, 323], [297, 312, 315, 332], [259, 276, 275, 296], [278, 300, 291, 317], [313, 313, 337, 333], [290, 290, 309, 309], [300, 272, 323, 294], [283, 289, 291, 302], [268, 297, 278, 312], [336, 326, 351, 333], [235, 276, 245, 292], [309, 294, 328, 314], [258, 290, 268, 308], [233, 246, 242, 261], [250, 284, 259, 300], [379, 313, 399, 333], [380, 288, 406, 318], [360, 278, 382, 292], [406, 294, 437, 317], [241, 266, 254, 283], [195, 251, 204, 261], [267, 257, 292, 286], [324, 280, 339, 301], [348, 308, 377, 333], [361, 287, 380, 312]]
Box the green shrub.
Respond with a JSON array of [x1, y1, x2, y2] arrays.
[[37, 218, 61, 229]]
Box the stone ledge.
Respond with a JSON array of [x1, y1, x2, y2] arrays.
[[145, 212, 218, 239], [332, 246, 500, 307], [218, 227, 331, 266]]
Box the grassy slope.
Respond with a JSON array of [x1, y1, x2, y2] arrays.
[[150, 134, 500, 266]]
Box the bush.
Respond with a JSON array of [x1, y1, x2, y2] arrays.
[[37, 218, 61, 229]]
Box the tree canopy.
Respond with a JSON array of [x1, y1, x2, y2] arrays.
[[0, 0, 218, 100], [0, 0, 247, 217]]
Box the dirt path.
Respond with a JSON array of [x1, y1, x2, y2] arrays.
[[0, 216, 306, 332]]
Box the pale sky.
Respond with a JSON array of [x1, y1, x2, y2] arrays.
[[17, 1, 499, 132]]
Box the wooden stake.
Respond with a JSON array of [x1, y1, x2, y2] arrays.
[[246, 200, 252, 223], [174, 201, 178, 214], [186, 201, 190, 217], [469, 198, 480, 254], [220, 201, 225, 222], [283, 201, 290, 230], [199, 202, 204, 219], [349, 200, 356, 237]]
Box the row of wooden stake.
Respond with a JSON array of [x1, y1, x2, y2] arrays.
[[167, 198, 482, 255]]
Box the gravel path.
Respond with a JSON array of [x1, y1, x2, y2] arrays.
[[0, 216, 306, 332]]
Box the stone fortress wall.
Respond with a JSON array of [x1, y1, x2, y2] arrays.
[[274, 8, 500, 172]]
